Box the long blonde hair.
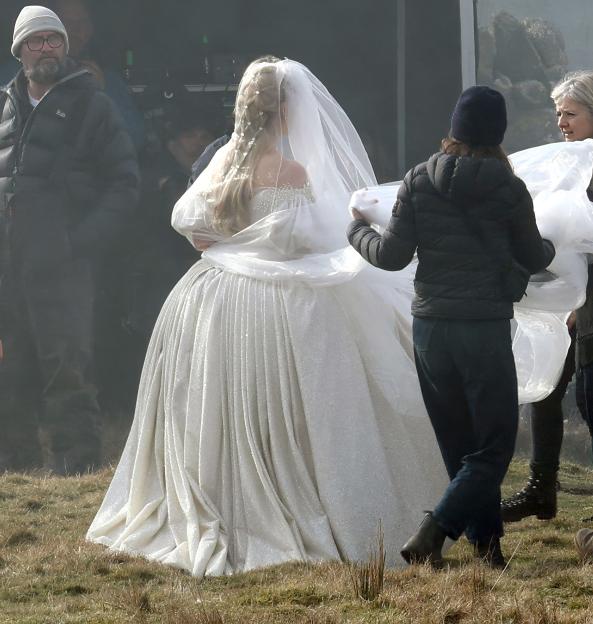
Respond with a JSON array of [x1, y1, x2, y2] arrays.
[[209, 58, 283, 235]]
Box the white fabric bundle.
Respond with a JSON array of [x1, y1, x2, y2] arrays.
[[350, 139, 593, 403]]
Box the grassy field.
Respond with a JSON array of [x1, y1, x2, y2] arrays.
[[1, 460, 592, 624]]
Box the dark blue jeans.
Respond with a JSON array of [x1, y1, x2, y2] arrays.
[[413, 317, 518, 544], [575, 363, 593, 462]]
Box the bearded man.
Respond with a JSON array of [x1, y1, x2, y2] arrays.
[[0, 6, 139, 474]]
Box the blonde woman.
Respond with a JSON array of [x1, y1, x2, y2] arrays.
[[502, 71, 593, 524], [87, 58, 448, 577]]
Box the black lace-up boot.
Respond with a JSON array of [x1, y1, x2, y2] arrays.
[[501, 471, 557, 522], [400, 512, 447, 567]]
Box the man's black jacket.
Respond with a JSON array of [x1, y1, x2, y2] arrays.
[[348, 152, 555, 320], [0, 66, 139, 279]]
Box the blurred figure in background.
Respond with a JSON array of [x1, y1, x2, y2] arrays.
[[43, 0, 144, 421], [116, 102, 222, 406], [0, 5, 139, 474], [53, 0, 145, 151], [188, 133, 231, 187]]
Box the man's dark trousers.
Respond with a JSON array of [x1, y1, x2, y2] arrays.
[[0, 255, 101, 473], [412, 317, 518, 545]]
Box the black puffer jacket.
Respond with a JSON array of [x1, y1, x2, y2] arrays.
[[0, 66, 139, 278], [348, 152, 555, 320]]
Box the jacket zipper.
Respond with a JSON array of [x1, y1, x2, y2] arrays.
[[12, 69, 89, 172], [1, 88, 22, 187]]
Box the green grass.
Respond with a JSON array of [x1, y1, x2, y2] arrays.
[[0, 460, 592, 623]]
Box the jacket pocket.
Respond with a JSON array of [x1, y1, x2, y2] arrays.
[[412, 317, 437, 352], [17, 192, 73, 278]]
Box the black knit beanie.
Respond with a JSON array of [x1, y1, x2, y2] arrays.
[[450, 85, 507, 146]]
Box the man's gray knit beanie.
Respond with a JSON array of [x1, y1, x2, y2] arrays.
[[12, 6, 69, 59]]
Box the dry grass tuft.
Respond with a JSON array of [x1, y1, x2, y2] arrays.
[[60, 583, 89, 596], [23, 499, 44, 512], [111, 563, 159, 583], [3, 529, 38, 547], [501, 597, 562, 624], [441, 610, 466, 624], [468, 561, 488, 602], [300, 613, 341, 624], [107, 582, 153, 622], [348, 523, 386, 602], [163, 603, 226, 624]]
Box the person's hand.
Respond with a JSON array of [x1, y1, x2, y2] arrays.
[[349, 188, 377, 223], [191, 235, 214, 251], [567, 310, 577, 330], [351, 208, 368, 223], [80, 59, 105, 89]]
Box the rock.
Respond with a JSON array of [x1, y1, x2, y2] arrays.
[[493, 11, 547, 84], [523, 17, 568, 69], [512, 80, 549, 110], [492, 75, 516, 117], [493, 74, 513, 95], [544, 64, 567, 85]]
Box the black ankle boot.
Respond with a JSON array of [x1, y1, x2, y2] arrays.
[[474, 537, 507, 569], [401, 512, 447, 567], [501, 471, 557, 522]]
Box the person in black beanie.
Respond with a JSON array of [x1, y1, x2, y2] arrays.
[[347, 85, 556, 567]]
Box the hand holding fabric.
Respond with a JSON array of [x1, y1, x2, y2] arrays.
[[191, 236, 215, 251], [349, 188, 377, 218], [348, 185, 400, 230]]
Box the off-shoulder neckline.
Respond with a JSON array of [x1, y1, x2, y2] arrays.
[[253, 183, 310, 194]]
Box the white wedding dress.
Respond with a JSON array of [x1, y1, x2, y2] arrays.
[[87, 184, 448, 576]]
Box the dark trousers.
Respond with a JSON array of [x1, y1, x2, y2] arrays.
[[530, 337, 576, 475], [413, 317, 518, 544], [0, 260, 101, 471], [575, 363, 593, 461]]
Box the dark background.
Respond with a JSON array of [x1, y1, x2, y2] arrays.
[[0, 0, 464, 179]]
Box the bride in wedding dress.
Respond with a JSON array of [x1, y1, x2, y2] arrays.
[[87, 57, 448, 576]]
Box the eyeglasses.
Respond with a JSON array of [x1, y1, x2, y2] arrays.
[[25, 34, 64, 52]]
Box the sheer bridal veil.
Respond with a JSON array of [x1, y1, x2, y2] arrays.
[[172, 58, 377, 285]]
